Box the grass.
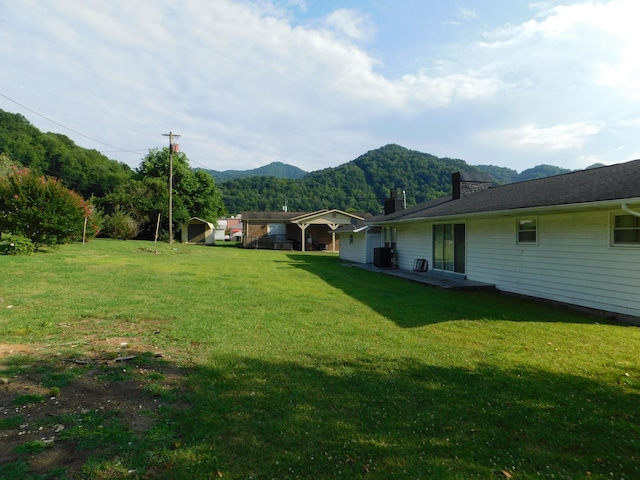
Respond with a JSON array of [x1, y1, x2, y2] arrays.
[[1, 239, 639, 479]]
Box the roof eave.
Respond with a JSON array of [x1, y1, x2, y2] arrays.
[[368, 197, 640, 225]]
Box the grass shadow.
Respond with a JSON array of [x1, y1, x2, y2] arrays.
[[3, 347, 639, 479], [174, 354, 640, 479], [284, 254, 607, 327]]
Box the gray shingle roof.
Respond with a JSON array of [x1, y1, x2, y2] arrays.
[[241, 211, 309, 221], [371, 159, 640, 223]]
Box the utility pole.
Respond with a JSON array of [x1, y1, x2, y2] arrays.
[[162, 131, 180, 244]]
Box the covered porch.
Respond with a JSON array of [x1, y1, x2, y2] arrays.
[[242, 209, 367, 251]]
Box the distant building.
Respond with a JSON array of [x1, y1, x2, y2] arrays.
[[242, 209, 369, 252]]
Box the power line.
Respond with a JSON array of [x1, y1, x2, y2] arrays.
[[1, 92, 217, 171], [0, 92, 147, 156]]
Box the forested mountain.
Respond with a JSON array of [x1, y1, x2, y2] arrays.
[[477, 164, 573, 183], [202, 161, 307, 183], [220, 145, 483, 214], [0, 110, 134, 197], [220, 146, 608, 215]]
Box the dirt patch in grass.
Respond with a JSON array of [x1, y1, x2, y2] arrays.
[[0, 327, 191, 479]]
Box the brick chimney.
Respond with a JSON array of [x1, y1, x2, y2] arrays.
[[384, 189, 405, 215], [452, 172, 493, 199]]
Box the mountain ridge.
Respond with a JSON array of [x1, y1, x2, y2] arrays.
[[201, 161, 307, 183], [217, 144, 605, 215]]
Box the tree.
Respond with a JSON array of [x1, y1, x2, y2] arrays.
[[99, 148, 225, 240], [102, 207, 140, 240], [0, 167, 100, 248], [0, 152, 20, 176]]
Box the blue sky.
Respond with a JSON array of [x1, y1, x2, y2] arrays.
[[1, 0, 639, 173]]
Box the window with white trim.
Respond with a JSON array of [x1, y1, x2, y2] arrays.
[[612, 214, 640, 245], [517, 218, 537, 244]]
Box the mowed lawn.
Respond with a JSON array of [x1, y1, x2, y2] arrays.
[[1, 239, 639, 479]]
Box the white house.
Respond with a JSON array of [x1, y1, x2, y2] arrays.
[[340, 162, 640, 322]]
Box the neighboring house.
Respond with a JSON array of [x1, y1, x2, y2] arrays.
[[336, 221, 382, 264], [181, 217, 215, 245], [214, 218, 227, 242], [336, 189, 402, 265], [339, 162, 640, 321], [242, 209, 368, 251], [226, 217, 243, 241]]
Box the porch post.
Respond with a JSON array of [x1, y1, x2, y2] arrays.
[[328, 223, 339, 252], [298, 223, 309, 252]]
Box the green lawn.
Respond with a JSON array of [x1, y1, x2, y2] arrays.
[[1, 239, 639, 479]]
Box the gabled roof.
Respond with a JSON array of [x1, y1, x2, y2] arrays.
[[241, 211, 308, 221], [185, 217, 214, 228], [291, 209, 367, 223], [371, 159, 640, 224], [242, 209, 368, 223]]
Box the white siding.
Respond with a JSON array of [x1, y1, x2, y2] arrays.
[[395, 223, 432, 271], [466, 211, 640, 318], [367, 232, 382, 263], [339, 232, 368, 264]]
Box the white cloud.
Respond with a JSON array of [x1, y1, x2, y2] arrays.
[[324, 9, 376, 43], [458, 7, 478, 20], [480, 122, 601, 151], [1, 0, 638, 174], [479, 0, 640, 102], [615, 118, 640, 128]]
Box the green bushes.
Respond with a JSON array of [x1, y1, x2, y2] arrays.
[[0, 233, 34, 255], [0, 167, 100, 248], [102, 208, 140, 240]]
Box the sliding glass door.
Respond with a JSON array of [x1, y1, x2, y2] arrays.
[[433, 223, 465, 273]]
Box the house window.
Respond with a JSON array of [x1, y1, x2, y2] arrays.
[[349, 234, 354, 245], [612, 214, 640, 245], [268, 223, 286, 241], [384, 227, 397, 247], [517, 219, 537, 244]]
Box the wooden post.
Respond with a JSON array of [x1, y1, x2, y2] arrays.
[[154, 213, 161, 250]]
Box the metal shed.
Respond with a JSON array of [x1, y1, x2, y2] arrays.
[[181, 217, 215, 245]]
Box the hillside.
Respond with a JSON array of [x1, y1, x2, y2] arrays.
[[220, 145, 484, 214], [220, 146, 608, 215], [0, 109, 133, 197], [203, 161, 307, 182]]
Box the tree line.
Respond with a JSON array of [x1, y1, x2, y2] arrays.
[[0, 110, 223, 248], [1, 108, 596, 250]]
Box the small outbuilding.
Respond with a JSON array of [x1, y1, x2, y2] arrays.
[[181, 217, 215, 245]]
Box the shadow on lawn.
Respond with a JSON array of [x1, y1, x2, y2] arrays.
[[3, 350, 639, 479], [284, 254, 612, 327], [175, 354, 640, 479]]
